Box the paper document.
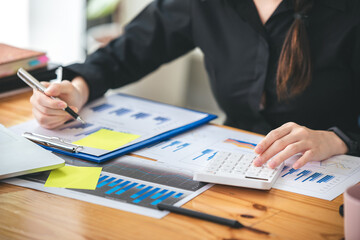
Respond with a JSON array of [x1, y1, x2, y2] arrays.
[[135, 125, 360, 200], [3, 155, 212, 218], [11, 93, 212, 157], [273, 154, 360, 200], [135, 125, 263, 172]]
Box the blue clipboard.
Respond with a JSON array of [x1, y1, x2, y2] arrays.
[[23, 93, 217, 163]]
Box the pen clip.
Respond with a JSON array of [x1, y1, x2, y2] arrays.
[[23, 132, 83, 153]]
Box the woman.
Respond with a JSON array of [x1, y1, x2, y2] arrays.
[[30, 0, 360, 170]]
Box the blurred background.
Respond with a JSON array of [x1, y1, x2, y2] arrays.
[[0, 0, 225, 124]]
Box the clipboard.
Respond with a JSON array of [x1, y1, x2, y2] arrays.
[[19, 93, 217, 163]]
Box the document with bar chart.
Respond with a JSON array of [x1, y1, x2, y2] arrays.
[[4, 155, 212, 218], [11, 93, 216, 162], [135, 124, 263, 172], [135, 125, 360, 200], [272, 154, 360, 200]]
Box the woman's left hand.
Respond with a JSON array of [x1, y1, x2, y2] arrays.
[[253, 122, 348, 169]]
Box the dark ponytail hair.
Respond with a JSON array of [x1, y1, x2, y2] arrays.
[[276, 0, 313, 100]]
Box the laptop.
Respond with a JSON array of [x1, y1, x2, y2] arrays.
[[0, 124, 64, 180]]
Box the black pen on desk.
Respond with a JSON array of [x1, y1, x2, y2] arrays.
[[157, 203, 269, 235], [17, 67, 86, 124]]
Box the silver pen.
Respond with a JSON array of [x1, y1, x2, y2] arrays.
[[17, 67, 86, 124]]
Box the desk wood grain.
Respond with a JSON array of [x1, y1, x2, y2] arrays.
[[0, 92, 344, 240]]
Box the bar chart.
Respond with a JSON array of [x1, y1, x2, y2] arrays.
[[20, 155, 211, 215], [100, 158, 206, 191], [78, 173, 189, 208], [110, 108, 132, 116], [280, 166, 335, 184], [90, 103, 114, 112], [273, 154, 360, 200]]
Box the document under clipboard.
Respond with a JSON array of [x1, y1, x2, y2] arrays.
[[15, 93, 217, 163]]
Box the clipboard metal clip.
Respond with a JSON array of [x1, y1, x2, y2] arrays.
[[23, 132, 83, 153]]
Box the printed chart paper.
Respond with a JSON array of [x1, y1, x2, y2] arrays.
[[273, 154, 360, 200], [11, 93, 211, 157], [135, 125, 360, 200], [135, 125, 263, 172], [3, 155, 212, 219]]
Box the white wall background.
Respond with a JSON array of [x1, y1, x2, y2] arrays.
[[0, 0, 86, 65], [0, 0, 224, 123]]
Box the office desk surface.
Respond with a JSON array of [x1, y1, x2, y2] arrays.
[[0, 91, 344, 240]]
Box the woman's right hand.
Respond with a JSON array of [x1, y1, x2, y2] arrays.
[[30, 76, 89, 129]]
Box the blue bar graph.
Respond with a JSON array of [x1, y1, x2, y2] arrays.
[[151, 190, 168, 199], [137, 184, 145, 189], [281, 168, 300, 177], [161, 141, 181, 149], [295, 170, 312, 181], [208, 151, 218, 161], [105, 180, 130, 194], [154, 116, 170, 124], [131, 112, 150, 119], [133, 188, 160, 203], [91, 103, 114, 112], [193, 149, 214, 160], [60, 122, 93, 131], [110, 108, 131, 116], [317, 175, 334, 183], [97, 175, 187, 206], [173, 193, 183, 198], [173, 143, 190, 152], [97, 177, 116, 188], [116, 182, 138, 195], [97, 175, 109, 183], [108, 179, 123, 187], [302, 172, 323, 182], [151, 191, 176, 205], [131, 186, 153, 199]]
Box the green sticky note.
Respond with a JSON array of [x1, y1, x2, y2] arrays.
[[72, 129, 140, 151], [44, 166, 102, 190]]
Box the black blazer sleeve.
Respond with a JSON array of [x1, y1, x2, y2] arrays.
[[66, 0, 195, 101]]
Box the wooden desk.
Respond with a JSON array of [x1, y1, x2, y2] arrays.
[[0, 91, 344, 240]]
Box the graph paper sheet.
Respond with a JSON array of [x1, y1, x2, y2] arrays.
[[272, 154, 360, 200], [3, 155, 213, 219]]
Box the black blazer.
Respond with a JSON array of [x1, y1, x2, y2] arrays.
[[66, 0, 360, 154]]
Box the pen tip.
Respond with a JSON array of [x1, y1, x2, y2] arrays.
[[77, 117, 86, 124]]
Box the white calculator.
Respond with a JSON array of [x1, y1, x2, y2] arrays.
[[193, 151, 284, 190]]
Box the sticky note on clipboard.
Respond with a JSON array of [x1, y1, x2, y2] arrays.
[[72, 129, 140, 151]]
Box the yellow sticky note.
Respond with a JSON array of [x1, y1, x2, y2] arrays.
[[72, 129, 140, 151], [44, 166, 102, 190]]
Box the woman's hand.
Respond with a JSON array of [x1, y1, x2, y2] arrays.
[[30, 76, 89, 129], [253, 122, 348, 169]]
